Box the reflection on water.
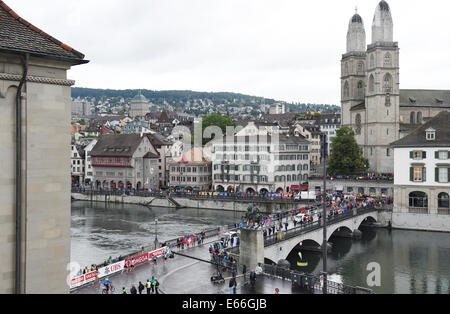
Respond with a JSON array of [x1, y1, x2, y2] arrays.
[[71, 201, 241, 267], [287, 226, 450, 294]]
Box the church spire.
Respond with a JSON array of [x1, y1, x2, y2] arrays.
[[346, 7, 366, 53], [372, 0, 394, 43]]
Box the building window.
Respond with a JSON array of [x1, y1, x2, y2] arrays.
[[344, 81, 349, 98], [436, 167, 450, 183], [410, 167, 426, 182], [438, 192, 450, 210], [426, 128, 436, 141], [386, 148, 390, 157], [370, 54, 375, 68], [369, 75, 375, 93], [357, 62, 364, 73], [357, 81, 364, 98], [410, 151, 426, 160], [410, 112, 415, 125], [409, 191, 428, 214], [436, 151, 450, 160], [416, 112, 422, 124], [384, 53, 392, 66], [383, 73, 393, 93]]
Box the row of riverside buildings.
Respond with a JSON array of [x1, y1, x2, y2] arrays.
[[71, 114, 341, 194]]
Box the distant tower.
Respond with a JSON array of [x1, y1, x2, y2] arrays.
[[364, 0, 400, 173], [341, 8, 366, 127], [129, 91, 149, 118]]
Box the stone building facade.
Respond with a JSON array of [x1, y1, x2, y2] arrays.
[[211, 123, 310, 194], [169, 147, 212, 191], [0, 1, 87, 293], [91, 134, 160, 191], [129, 91, 149, 119], [391, 112, 450, 232], [341, 1, 450, 174]]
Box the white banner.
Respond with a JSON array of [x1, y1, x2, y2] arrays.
[[97, 260, 125, 279]]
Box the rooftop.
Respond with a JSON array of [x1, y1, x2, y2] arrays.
[[391, 111, 450, 148], [0, 1, 87, 64], [90, 134, 145, 157]]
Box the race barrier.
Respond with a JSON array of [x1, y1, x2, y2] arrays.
[[70, 246, 169, 290]]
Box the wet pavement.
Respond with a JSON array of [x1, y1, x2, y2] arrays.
[[71, 238, 304, 295]]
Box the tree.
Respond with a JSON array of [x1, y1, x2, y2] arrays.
[[201, 114, 236, 145], [327, 126, 369, 176]]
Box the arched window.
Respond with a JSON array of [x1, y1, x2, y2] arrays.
[[357, 62, 364, 73], [409, 191, 428, 210], [344, 81, 350, 98], [355, 114, 362, 135], [383, 73, 393, 93], [384, 53, 392, 66], [287, 175, 291, 182], [369, 75, 375, 93], [357, 81, 364, 98], [410, 112, 415, 124], [438, 192, 449, 209], [303, 174, 308, 181], [303, 164, 309, 171], [417, 112, 422, 124]]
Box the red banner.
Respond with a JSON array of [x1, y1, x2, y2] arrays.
[[125, 252, 148, 268], [148, 247, 166, 259]]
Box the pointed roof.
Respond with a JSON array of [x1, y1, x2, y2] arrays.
[[0, 1, 87, 64], [158, 110, 171, 123]]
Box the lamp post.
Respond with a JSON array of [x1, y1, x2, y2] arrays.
[[321, 133, 328, 294], [154, 218, 159, 250]]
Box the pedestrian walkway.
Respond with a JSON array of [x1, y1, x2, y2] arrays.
[[71, 240, 304, 295]]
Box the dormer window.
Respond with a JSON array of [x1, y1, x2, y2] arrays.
[[426, 128, 436, 141]]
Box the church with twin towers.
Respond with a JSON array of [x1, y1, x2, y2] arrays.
[[340, 1, 450, 174]]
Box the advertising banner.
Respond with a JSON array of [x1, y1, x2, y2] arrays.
[[125, 252, 148, 268], [97, 260, 125, 279], [70, 270, 98, 289], [148, 247, 168, 259]]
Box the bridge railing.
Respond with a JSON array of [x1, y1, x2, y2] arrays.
[[263, 205, 378, 247], [71, 187, 313, 204], [262, 264, 372, 294]]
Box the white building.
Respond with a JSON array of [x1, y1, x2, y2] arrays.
[[84, 139, 98, 186], [211, 122, 310, 194], [71, 143, 85, 186], [391, 111, 450, 232], [269, 103, 286, 115]]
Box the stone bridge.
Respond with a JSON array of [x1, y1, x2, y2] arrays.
[[239, 207, 382, 269], [264, 208, 378, 264]]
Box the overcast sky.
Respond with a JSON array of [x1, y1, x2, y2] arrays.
[[8, 0, 450, 105]]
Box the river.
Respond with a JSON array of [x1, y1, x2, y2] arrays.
[[71, 201, 450, 294], [71, 201, 241, 267], [287, 226, 450, 294]]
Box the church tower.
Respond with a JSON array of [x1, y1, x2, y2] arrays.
[[341, 9, 366, 128], [364, 0, 400, 173]]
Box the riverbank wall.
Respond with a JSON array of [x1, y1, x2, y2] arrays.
[[71, 193, 312, 214]]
